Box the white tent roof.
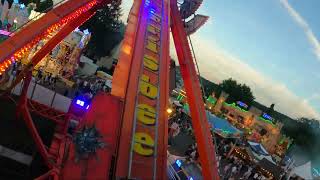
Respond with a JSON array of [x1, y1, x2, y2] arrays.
[[248, 141, 269, 155], [292, 161, 313, 180], [249, 149, 277, 164]]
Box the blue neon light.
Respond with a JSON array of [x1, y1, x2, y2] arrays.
[[19, 3, 25, 9], [145, 0, 150, 6], [76, 100, 85, 107], [262, 113, 273, 120], [149, 8, 155, 14], [175, 159, 182, 168], [74, 96, 91, 111], [189, 177, 194, 180], [236, 101, 248, 109]]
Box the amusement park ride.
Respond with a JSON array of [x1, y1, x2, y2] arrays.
[[0, 0, 219, 179]]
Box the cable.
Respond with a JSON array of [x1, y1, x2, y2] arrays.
[[187, 33, 206, 100]]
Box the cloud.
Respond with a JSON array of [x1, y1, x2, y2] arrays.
[[307, 93, 320, 102], [173, 34, 320, 119], [280, 0, 320, 60]]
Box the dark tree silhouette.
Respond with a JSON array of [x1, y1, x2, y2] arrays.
[[80, 1, 124, 60], [200, 77, 219, 98], [35, 0, 53, 12], [217, 78, 255, 105]]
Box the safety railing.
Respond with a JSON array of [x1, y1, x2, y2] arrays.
[[11, 79, 72, 113]]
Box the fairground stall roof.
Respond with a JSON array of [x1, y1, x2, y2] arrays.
[[183, 104, 242, 138]]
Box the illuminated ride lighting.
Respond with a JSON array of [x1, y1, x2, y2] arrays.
[[236, 101, 248, 109], [76, 100, 85, 106], [262, 113, 273, 120], [74, 97, 91, 110], [224, 102, 248, 112], [0, 30, 13, 37], [0, 0, 98, 73], [175, 159, 182, 168], [167, 108, 173, 114], [259, 113, 276, 126]]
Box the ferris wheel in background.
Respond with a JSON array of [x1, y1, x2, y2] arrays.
[[178, 0, 209, 35]]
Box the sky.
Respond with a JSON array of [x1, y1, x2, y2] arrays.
[[120, 0, 320, 120]]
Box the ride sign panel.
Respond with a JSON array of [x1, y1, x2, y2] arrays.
[[129, 0, 165, 179]]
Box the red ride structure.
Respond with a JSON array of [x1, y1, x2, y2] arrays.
[[0, 0, 219, 179]]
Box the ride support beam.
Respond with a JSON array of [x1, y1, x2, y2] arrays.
[[35, 168, 59, 180], [17, 71, 52, 168], [170, 0, 220, 179], [111, 0, 143, 98], [113, 0, 147, 176], [156, 0, 170, 178], [10, 9, 95, 170]]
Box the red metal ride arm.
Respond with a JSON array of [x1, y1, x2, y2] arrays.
[[3, 9, 96, 95], [0, 0, 105, 175], [170, 0, 220, 179], [11, 7, 97, 171], [0, 0, 101, 64]]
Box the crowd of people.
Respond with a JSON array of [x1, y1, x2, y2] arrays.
[[168, 107, 193, 142], [34, 68, 58, 88], [215, 138, 275, 180], [2, 62, 111, 101], [168, 103, 286, 180]]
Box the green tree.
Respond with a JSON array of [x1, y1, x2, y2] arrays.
[[200, 77, 219, 98], [217, 78, 255, 105], [80, 1, 124, 61], [35, 0, 53, 12]]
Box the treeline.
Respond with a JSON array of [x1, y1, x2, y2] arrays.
[[80, 1, 125, 62]]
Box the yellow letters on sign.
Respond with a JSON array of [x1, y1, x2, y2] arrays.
[[137, 104, 156, 125], [133, 132, 155, 156], [146, 39, 158, 53], [140, 74, 158, 99], [132, 0, 162, 158], [144, 54, 158, 71], [147, 34, 160, 43], [147, 24, 160, 35], [150, 13, 161, 23]]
